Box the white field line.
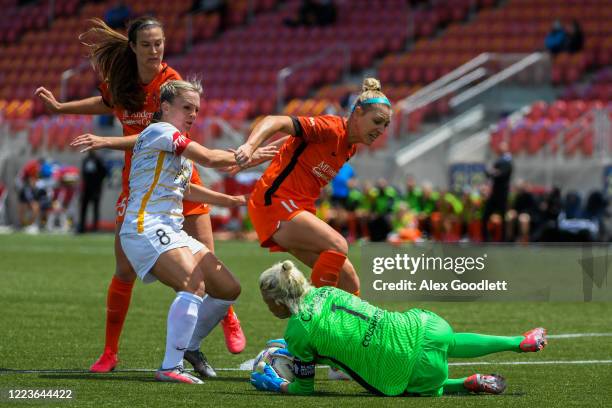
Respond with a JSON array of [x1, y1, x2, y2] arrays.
[[2, 360, 612, 375], [1, 333, 611, 375]]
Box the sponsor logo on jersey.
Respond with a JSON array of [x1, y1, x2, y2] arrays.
[[312, 161, 337, 182], [361, 309, 383, 347]]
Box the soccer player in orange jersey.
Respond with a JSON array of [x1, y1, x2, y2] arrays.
[[34, 17, 245, 376], [235, 78, 392, 297]]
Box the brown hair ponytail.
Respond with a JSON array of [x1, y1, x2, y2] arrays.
[[79, 17, 163, 113]]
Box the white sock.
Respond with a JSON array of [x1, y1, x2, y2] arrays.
[[161, 291, 203, 370], [187, 295, 235, 351]]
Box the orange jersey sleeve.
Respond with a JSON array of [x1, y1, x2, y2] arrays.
[[250, 115, 357, 207]]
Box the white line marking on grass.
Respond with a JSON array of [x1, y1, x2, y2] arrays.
[[2, 360, 612, 375], [448, 360, 612, 367], [548, 333, 612, 339], [2, 333, 611, 375]]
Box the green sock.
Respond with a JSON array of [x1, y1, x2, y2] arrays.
[[443, 377, 468, 394], [448, 333, 523, 358]]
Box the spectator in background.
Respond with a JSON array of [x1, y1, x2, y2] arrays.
[[79, 151, 108, 233], [533, 187, 563, 242], [545, 20, 567, 55], [104, 1, 132, 29], [330, 162, 354, 208], [368, 178, 398, 242], [506, 180, 538, 242], [17, 173, 41, 233], [482, 141, 512, 241], [285, 0, 337, 28], [564, 19, 584, 54]]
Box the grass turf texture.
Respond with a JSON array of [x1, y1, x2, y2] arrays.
[[0, 234, 610, 407]]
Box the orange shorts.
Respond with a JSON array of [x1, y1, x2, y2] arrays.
[[115, 166, 210, 224], [248, 196, 315, 252]]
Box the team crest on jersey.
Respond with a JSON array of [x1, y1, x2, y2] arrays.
[[174, 162, 191, 189]]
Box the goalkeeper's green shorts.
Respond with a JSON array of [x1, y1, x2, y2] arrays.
[[405, 310, 453, 397]]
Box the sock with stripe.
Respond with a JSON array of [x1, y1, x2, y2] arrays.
[[310, 250, 346, 287], [161, 291, 203, 369]]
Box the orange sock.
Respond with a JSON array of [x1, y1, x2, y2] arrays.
[[311, 250, 346, 287], [105, 276, 134, 354], [226, 304, 235, 317]]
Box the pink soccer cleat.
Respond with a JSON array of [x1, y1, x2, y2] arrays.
[[89, 348, 118, 373], [519, 327, 548, 352], [155, 366, 204, 384], [463, 374, 507, 394], [221, 308, 246, 354]]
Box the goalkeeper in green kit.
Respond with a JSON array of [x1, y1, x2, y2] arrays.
[[251, 260, 547, 397]]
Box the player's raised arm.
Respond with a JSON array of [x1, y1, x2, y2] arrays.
[[71, 134, 139, 152], [183, 183, 247, 207], [34, 88, 112, 115], [234, 116, 295, 166], [183, 142, 278, 169]]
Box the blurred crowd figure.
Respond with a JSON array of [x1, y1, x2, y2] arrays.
[[545, 18, 584, 56], [15, 157, 80, 234], [310, 176, 609, 244], [79, 151, 108, 233], [104, 1, 133, 29], [481, 141, 512, 242]]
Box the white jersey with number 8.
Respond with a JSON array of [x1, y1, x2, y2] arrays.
[[120, 122, 203, 283]]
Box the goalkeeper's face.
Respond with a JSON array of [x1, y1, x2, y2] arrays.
[[263, 295, 291, 319]]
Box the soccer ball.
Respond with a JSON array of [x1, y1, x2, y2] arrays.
[[253, 346, 295, 382]]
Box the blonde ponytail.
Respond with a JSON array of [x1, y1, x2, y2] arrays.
[[259, 260, 313, 315]]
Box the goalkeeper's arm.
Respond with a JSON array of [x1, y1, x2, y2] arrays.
[[285, 359, 315, 395]]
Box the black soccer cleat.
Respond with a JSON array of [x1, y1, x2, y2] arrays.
[[184, 349, 217, 378]]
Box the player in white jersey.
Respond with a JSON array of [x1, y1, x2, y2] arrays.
[[117, 79, 277, 384]]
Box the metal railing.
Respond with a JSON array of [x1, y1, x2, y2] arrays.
[[391, 52, 551, 140], [276, 43, 351, 113], [59, 61, 90, 102]]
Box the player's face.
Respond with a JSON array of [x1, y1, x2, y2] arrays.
[[130, 26, 165, 73], [263, 295, 291, 319], [161, 91, 200, 133], [353, 105, 391, 146]]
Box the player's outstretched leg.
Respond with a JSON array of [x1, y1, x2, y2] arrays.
[[443, 374, 507, 394], [184, 214, 246, 354], [155, 291, 203, 384], [184, 250, 242, 377], [90, 233, 137, 373], [448, 328, 547, 358]]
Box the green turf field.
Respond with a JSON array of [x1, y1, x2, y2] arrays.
[[0, 234, 610, 407]]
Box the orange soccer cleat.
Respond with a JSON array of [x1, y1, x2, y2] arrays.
[[89, 348, 118, 373], [221, 307, 246, 354]]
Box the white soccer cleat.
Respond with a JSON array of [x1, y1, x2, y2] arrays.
[[155, 366, 204, 384]]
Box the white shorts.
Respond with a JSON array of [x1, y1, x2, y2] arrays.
[[120, 227, 204, 284]]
